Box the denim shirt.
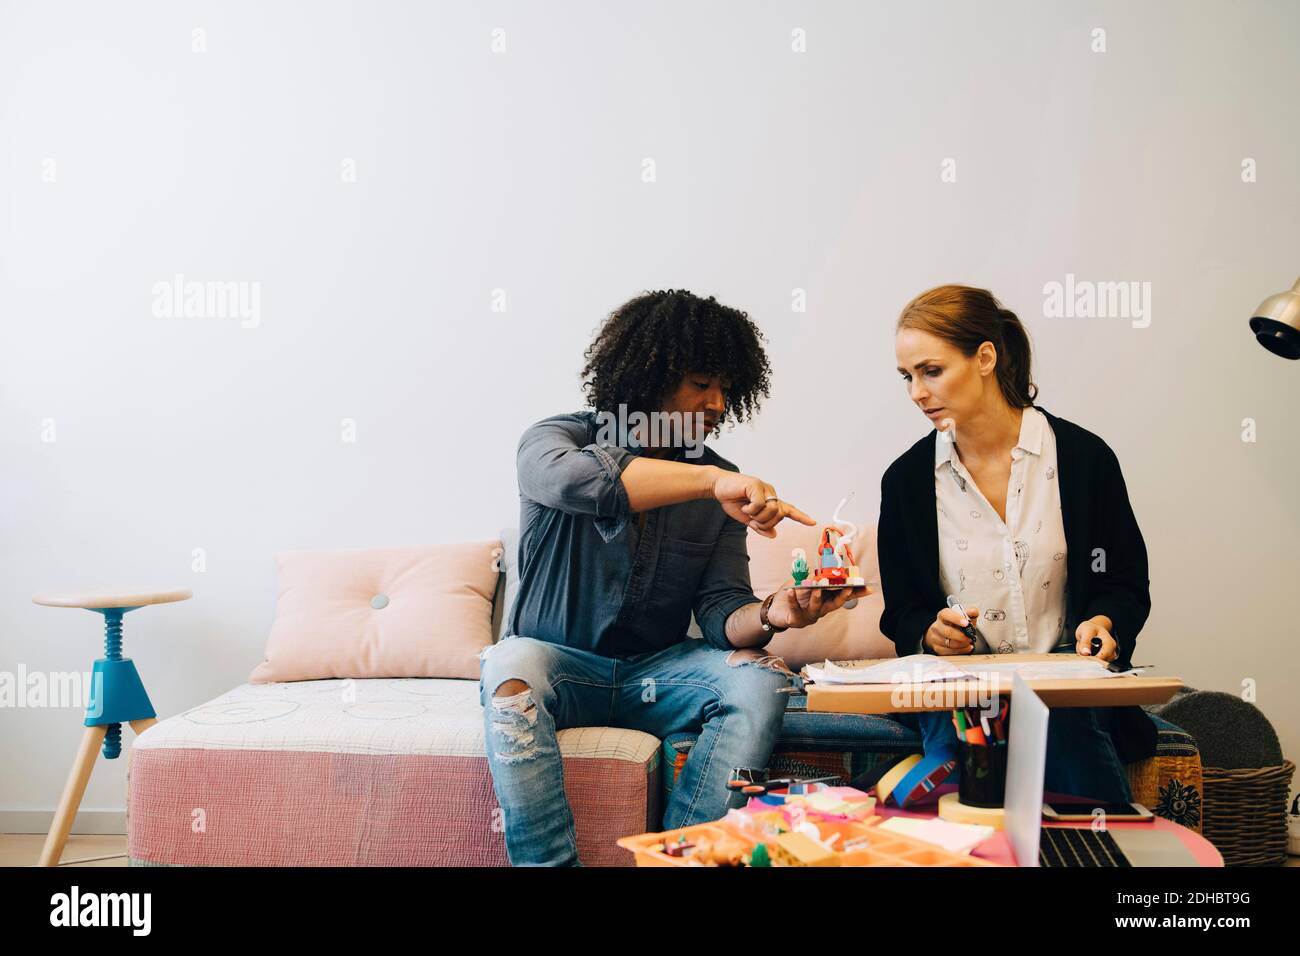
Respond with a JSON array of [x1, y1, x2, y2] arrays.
[[507, 411, 761, 658]]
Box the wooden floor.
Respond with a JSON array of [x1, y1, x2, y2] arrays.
[[0, 833, 128, 867]]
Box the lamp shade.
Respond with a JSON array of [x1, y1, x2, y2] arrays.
[[1249, 277, 1300, 360]]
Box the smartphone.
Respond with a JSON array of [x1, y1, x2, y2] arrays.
[[1042, 801, 1155, 822]]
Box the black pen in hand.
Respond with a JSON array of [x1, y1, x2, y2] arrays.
[[945, 595, 982, 646]]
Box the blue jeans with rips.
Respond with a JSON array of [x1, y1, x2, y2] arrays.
[[478, 634, 795, 866]]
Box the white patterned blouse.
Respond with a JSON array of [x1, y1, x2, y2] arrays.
[[930, 406, 1069, 655]]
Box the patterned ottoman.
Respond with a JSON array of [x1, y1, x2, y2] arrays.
[[127, 677, 660, 866]]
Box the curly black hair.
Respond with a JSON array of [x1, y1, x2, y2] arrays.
[[580, 290, 772, 434]]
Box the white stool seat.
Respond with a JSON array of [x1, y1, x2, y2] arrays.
[[32, 588, 193, 610]]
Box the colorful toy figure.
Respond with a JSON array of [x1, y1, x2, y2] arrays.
[[790, 548, 810, 586], [805, 497, 866, 587]]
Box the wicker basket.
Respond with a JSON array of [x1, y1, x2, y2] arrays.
[[1201, 760, 1295, 866]]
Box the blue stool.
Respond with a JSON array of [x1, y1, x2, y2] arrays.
[[33, 587, 191, 866]]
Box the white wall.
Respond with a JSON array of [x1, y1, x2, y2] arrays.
[[2, 0, 1298, 824]]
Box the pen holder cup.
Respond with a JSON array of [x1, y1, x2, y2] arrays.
[[957, 738, 1008, 809]]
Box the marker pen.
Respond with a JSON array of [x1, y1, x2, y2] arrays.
[[945, 594, 982, 645]]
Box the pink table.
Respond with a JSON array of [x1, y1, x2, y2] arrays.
[[877, 784, 1222, 867]]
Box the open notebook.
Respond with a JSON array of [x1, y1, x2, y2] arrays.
[[804, 654, 1145, 686]]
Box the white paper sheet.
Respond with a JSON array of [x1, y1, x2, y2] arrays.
[[879, 816, 995, 855], [804, 654, 970, 685], [952, 660, 1143, 680], [804, 655, 1149, 685]]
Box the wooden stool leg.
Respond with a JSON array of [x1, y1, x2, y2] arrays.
[[38, 725, 108, 867], [129, 717, 157, 735]]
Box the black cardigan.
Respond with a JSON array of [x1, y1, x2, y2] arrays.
[[876, 406, 1157, 762]]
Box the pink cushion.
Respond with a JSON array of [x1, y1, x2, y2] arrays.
[[250, 542, 500, 683], [747, 521, 897, 670]]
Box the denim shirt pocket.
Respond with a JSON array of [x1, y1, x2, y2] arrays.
[[656, 534, 715, 601]]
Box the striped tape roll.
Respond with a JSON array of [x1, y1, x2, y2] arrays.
[[893, 748, 959, 808], [874, 753, 923, 805]]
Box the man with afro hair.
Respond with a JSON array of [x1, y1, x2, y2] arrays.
[[479, 289, 866, 865]]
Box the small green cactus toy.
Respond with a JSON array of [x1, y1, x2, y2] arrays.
[[790, 548, 809, 587]]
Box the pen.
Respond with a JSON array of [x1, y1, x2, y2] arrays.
[[945, 594, 982, 644]]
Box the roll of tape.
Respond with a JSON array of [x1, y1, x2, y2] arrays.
[[894, 748, 958, 808], [874, 753, 923, 805], [938, 791, 1006, 830]]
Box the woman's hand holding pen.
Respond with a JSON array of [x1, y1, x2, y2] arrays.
[[1075, 616, 1118, 662], [924, 605, 978, 655]]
